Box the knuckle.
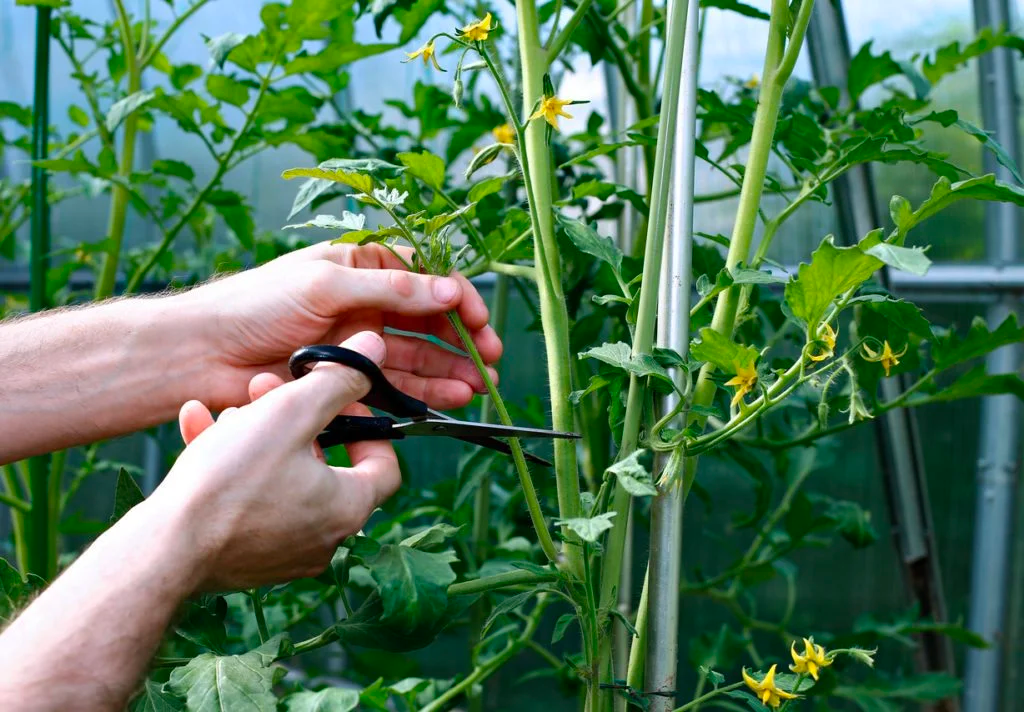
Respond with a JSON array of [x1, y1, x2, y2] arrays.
[[305, 262, 340, 295], [385, 269, 416, 298]]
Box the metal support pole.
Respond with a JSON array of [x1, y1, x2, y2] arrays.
[[806, 2, 958, 703], [964, 1, 1023, 710], [644, 0, 698, 707]]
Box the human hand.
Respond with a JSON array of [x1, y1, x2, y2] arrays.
[[149, 331, 399, 592], [175, 242, 502, 412]]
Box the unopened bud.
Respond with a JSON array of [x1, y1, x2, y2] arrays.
[[464, 142, 503, 179]]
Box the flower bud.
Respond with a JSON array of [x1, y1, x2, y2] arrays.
[[464, 142, 503, 179]]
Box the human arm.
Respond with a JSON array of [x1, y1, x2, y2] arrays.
[[0, 331, 398, 711], [0, 241, 500, 464]]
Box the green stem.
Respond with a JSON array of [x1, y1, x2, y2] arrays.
[[514, 0, 585, 579], [546, 0, 595, 62], [597, 0, 691, 667], [139, 0, 212, 69], [0, 492, 30, 513], [419, 596, 549, 712], [448, 314, 560, 565], [125, 63, 277, 292], [249, 589, 270, 644], [95, 0, 141, 300], [24, 5, 54, 581], [672, 682, 745, 712]]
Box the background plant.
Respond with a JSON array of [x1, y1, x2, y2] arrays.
[[1, 1, 1022, 711]]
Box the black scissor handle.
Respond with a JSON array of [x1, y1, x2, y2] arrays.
[[288, 344, 428, 418]]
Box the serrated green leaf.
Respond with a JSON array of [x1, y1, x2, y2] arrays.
[[129, 680, 184, 712], [335, 592, 477, 652], [552, 613, 576, 644], [553, 512, 616, 543], [346, 539, 457, 634], [400, 523, 463, 550], [578, 342, 672, 385], [784, 233, 883, 326], [848, 42, 903, 102], [926, 365, 1024, 403], [67, 104, 89, 128], [607, 450, 656, 497], [892, 175, 1024, 242], [106, 90, 156, 133], [152, 159, 195, 182], [558, 215, 623, 276], [207, 189, 254, 250], [689, 328, 759, 372], [282, 167, 375, 195], [730, 267, 787, 285], [283, 212, 364, 231], [702, 0, 768, 20], [206, 74, 250, 107], [933, 314, 1024, 369], [280, 689, 359, 712], [0, 557, 42, 625], [110, 467, 145, 524], [284, 43, 399, 76], [397, 150, 446, 189], [467, 175, 510, 204], [863, 243, 931, 276], [167, 643, 285, 712], [482, 589, 543, 635], [204, 32, 248, 69]]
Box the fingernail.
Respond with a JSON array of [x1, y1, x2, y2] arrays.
[[432, 277, 459, 304], [342, 331, 386, 365]]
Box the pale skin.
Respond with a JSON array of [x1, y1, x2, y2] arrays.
[[0, 242, 502, 711]]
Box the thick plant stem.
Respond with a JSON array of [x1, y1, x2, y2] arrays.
[[514, 0, 584, 577], [596, 0, 693, 677], [96, 0, 141, 300], [625, 0, 814, 689], [24, 6, 54, 579]]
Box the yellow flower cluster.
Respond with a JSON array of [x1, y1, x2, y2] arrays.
[[740, 637, 876, 708]]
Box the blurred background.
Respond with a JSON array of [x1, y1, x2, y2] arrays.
[[0, 1, 1022, 710]]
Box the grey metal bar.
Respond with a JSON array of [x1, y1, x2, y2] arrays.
[[806, 1, 958, 702], [964, 0, 1023, 709], [645, 0, 699, 707]]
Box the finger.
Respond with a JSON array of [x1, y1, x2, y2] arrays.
[[335, 440, 401, 512], [448, 271, 491, 331], [286, 331, 386, 438], [248, 372, 287, 402], [381, 368, 477, 410], [218, 407, 240, 421], [382, 333, 498, 391], [320, 263, 467, 317], [179, 400, 215, 445]]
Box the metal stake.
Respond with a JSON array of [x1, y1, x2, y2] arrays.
[[644, 0, 699, 707], [806, 2, 958, 703], [964, 0, 1023, 710]]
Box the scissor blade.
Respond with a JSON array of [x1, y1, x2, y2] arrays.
[[396, 418, 581, 440]]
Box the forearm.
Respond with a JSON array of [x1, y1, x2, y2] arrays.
[[0, 499, 200, 710], [0, 295, 212, 463]]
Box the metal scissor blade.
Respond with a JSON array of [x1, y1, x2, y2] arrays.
[[395, 418, 581, 440]]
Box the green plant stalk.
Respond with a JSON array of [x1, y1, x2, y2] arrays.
[[23, 5, 54, 580], [447, 313, 560, 565], [95, 0, 141, 301], [511, 5, 585, 577], [249, 589, 270, 644], [125, 63, 277, 292], [624, 0, 816, 685], [419, 596, 549, 712], [671, 682, 745, 712], [595, 0, 691, 683], [468, 273, 509, 712]]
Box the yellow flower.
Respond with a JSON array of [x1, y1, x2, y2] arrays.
[[861, 340, 908, 377], [808, 323, 837, 362], [460, 12, 494, 42], [492, 123, 515, 144], [790, 637, 833, 681], [529, 96, 574, 129], [742, 665, 799, 709], [725, 362, 758, 409], [745, 73, 760, 88], [404, 41, 444, 71]]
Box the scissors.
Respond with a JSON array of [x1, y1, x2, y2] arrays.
[[288, 344, 581, 466]]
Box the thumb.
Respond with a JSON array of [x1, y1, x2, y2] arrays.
[[289, 331, 387, 439]]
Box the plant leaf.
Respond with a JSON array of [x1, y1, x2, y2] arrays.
[[204, 32, 248, 69], [166, 638, 290, 712], [400, 523, 463, 550], [129, 680, 184, 712], [863, 243, 931, 276], [397, 150, 446, 189], [110, 467, 145, 524], [0, 557, 43, 626], [689, 328, 759, 372], [283, 212, 365, 231], [578, 342, 672, 385], [607, 450, 656, 497], [553, 512, 617, 543], [933, 314, 1024, 369], [280, 689, 360, 712], [784, 233, 884, 326], [105, 90, 156, 133]]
